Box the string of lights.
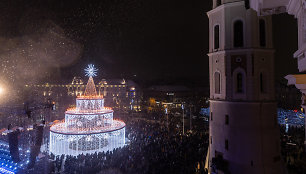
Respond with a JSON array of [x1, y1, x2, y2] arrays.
[[49, 65, 126, 156]]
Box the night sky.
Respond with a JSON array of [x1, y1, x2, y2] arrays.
[[0, 0, 298, 87]]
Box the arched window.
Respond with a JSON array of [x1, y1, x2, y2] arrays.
[[236, 73, 243, 93], [234, 20, 244, 47], [215, 72, 221, 94], [259, 19, 266, 47], [214, 25, 220, 49], [216, 0, 221, 6], [260, 73, 265, 93], [225, 114, 229, 125]]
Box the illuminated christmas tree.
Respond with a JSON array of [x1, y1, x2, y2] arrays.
[[84, 64, 98, 96], [49, 64, 126, 156], [84, 76, 97, 96]]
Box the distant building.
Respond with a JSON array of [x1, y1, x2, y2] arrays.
[[275, 81, 301, 110], [25, 77, 142, 113], [143, 85, 209, 113]]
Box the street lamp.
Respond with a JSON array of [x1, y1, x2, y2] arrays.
[[165, 107, 169, 131], [182, 104, 184, 135]]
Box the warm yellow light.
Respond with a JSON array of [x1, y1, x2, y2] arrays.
[[0, 87, 4, 94], [77, 95, 103, 99]]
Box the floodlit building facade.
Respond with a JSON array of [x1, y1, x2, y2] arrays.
[[25, 77, 141, 112]]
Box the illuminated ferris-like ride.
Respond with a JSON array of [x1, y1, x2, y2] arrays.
[[49, 64, 126, 156]]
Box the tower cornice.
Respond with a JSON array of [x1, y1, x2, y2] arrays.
[[207, 48, 275, 56], [207, 1, 245, 17], [209, 99, 277, 103]]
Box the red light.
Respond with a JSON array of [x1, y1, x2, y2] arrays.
[[293, 110, 298, 113]]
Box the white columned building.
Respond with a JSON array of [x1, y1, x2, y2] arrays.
[[206, 0, 285, 173]]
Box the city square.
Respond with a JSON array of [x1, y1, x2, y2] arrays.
[[0, 0, 305, 174]]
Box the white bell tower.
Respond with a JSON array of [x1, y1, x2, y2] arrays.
[[207, 0, 286, 173]]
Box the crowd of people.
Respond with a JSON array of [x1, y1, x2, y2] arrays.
[[5, 108, 306, 174], [2, 109, 306, 174], [280, 125, 306, 174], [23, 112, 209, 174]]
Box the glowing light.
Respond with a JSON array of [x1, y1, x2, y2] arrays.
[[0, 87, 4, 95], [77, 95, 103, 99], [49, 67, 126, 156], [77, 121, 82, 127], [0, 167, 14, 174], [84, 64, 98, 77], [86, 136, 92, 141]]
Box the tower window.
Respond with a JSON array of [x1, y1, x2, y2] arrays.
[[225, 139, 228, 150], [274, 114, 277, 126], [211, 112, 213, 121], [216, 0, 221, 6], [214, 72, 221, 94], [259, 19, 266, 47], [214, 25, 220, 50], [211, 136, 213, 144], [237, 73, 243, 93], [225, 114, 229, 125], [234, 20, 244, 47], [260, 73, 265, 93]]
